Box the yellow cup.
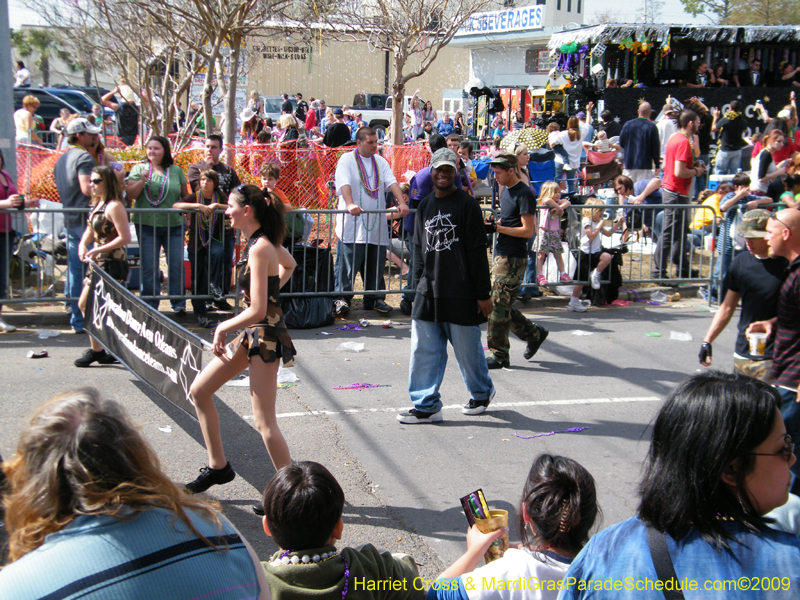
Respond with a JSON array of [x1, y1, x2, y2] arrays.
[[474, 509, 508, 563]]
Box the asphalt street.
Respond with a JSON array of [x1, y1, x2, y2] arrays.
[[0, 297, 734, 577]]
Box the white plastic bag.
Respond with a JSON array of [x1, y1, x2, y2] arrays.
[[543, 242, 577, 296], [277, 366, 299, 383], [337, 342, 365, 352]]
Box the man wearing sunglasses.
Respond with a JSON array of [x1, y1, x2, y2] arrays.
[[748, 208, 800, 493], [54, 118, 102, 334]]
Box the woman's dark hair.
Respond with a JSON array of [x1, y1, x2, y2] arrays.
[[0, 148, 5, 171], [639, 371, 779, 549], [262, 462, 344, 550], [519, 454, 599, 557], [90, 166, 123, 206], [146, 136, 174, 168], [264, 117, 274, 129], [230, 184, 284, 245], [765, 119, 789, 137]]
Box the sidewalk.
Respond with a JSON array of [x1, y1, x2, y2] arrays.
[[2, 283, 707, 329]]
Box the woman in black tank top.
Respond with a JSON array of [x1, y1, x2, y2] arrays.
[[185, 184, 297, 504]]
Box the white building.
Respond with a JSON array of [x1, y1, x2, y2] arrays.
[[450, 1, 585, 89]]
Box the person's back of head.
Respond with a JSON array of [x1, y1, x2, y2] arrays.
[[4, 388, 209, 562], [638, 102, 652, 119], [262, 462, 345, 550], [729, 100, 742, 114], [428, 133, 446, 153], [732, 172, 751, 188], [519, 454, 599, 557], [600, 109, 613, 123], [639, 371, 779, 549]]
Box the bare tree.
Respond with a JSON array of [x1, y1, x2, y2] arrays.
[[679, 0, 737, 24], [587, 9, 623, 24], [23, 0, 207, 147], [322, 0, 495, 144], [641, 0, 665, 23], [124, 0, 293, 148]]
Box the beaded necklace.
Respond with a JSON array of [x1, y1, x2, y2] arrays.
[[354, 151, 380, 232], [143, 163, 171, 206], [270, 549, 350, 600], [196, 189, 219, 248], [355, 150, 380, 199]]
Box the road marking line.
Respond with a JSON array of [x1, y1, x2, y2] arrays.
[[275, 396, 661, 419]]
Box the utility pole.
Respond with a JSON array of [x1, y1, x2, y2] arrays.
[[1, 0, 17, 180]]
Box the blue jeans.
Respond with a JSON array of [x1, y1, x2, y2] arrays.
[[137, 224, 185, 311], [520, 235, 540, 297], [776, 387, 800, 494], [67, 225, 88, 331], [220, 232, 235, 296], [408, 318, 494, 413], [714, 149, 742, 176], [554, 162, 577, 195], [334, 240, 386, 307], [712, 221, 737, 295], [690, 153, 709, 199]]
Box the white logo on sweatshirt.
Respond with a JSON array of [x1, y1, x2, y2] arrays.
[[425, 211, 459, 252]]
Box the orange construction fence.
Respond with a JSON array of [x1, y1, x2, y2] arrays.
[[16, 140, 432, 210]]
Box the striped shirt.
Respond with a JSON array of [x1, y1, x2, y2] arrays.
[[0, 507, 261, 600], [772, 257, 800, 389]]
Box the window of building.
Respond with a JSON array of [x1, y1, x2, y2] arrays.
[[557, 0, 561, 9], [567, 0, 571, 11], [577, 0, 581, 12]]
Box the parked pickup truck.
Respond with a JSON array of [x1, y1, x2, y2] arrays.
[[351, 93, 425, 135]]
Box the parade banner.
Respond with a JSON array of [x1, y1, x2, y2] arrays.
[[84, 264, 204, 418]]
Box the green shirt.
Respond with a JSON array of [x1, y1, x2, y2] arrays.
[[128, 163, 187, 227]]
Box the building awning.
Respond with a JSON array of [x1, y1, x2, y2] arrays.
[[547, 23, 800, 50]]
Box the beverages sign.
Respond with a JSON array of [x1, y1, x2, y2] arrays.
[[455, 6, 545, 37]]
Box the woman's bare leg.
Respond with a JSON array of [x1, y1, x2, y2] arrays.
[[189, 346, 249, 469], [78, 283, 102, 352], [248, 358, 291, 470]]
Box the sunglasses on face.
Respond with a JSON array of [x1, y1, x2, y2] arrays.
[[90, 178, 104, 184]]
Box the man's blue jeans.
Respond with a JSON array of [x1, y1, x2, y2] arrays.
[[335, 240, 386, 308], [776, 386, 800, 495], [137, 224, 185, 311], [67, 225, 88, 332], [408, 318, 494, 414], [715, 149, 743, 176]]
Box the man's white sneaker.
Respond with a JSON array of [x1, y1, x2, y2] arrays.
[[567, 298, 588, 312], [590, 269, 601, 290], [0, 318, 16, 333]]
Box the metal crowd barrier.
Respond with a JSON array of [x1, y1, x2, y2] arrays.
[[1, 202, 722, 311], [516, 202, 719, 294]]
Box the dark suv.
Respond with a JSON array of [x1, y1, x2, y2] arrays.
[[13, 88, 83, 130]]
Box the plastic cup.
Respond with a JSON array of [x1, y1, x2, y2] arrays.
[[474, 509, 508, 563], [749, 333, 767, 357]]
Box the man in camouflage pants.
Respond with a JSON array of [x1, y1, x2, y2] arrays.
[[486, 153, 548, 369]]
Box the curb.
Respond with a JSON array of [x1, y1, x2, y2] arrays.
[[3, 283, 709, 329]]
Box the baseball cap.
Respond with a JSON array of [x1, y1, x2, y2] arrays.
[[430, 148, 458, 170], [66, 118, 102, 135], [488, 152, 517, 169], [577, 111, 586, 119], [739, 209, 770, 238], [333, 108, 344, 116]]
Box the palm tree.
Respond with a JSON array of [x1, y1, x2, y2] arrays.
[[10, 29, 77, 87]]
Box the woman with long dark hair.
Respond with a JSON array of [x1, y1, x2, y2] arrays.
[[562, 372, 800, 598], [126, 136, 192, 313], [429, 454, 599, 600], [0, 388, 269, 598], [553, 115, 583, 196], [74, 165, 131, 367], [185, 185, 296, 502]]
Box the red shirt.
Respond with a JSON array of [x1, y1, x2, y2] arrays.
[[304, 110, 317, 131], [662, 132, 693, 195]]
